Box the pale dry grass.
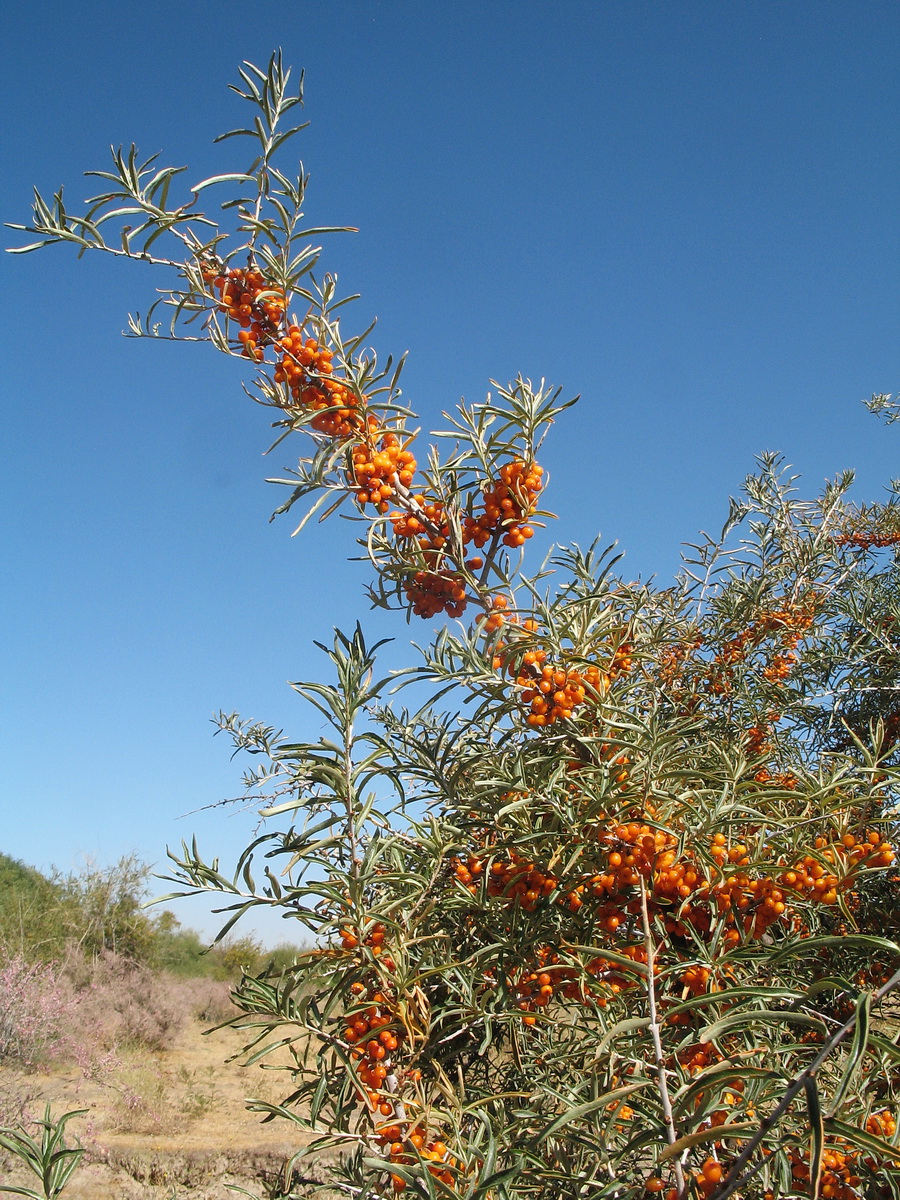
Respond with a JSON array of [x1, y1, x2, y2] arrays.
[[0, 1014, 328, 1198]]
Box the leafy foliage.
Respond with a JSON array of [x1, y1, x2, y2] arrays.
[[8, 51, 900, 1200], [0, 854, 158, 962], [0, 857, 65, 962], [0, 853, 304, 980], [0, 1107, 86, 1200]]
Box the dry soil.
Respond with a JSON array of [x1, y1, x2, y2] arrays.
[[0, 1017, 331, 1198]]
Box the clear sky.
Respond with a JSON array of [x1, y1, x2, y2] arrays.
[[2, 1, 898, 941]]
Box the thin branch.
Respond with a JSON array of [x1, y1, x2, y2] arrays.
[[640, 877, 687, 1199]]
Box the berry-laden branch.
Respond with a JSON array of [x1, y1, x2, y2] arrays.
[[8, 51, 900, 1200], [709, 964, 900, 1200]]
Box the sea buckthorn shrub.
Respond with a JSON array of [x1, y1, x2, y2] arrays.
[[10, 53, 900, 1200]]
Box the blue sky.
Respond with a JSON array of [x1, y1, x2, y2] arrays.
[[2, 1, 898, 941]]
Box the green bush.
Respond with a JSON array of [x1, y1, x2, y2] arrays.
[[0, 855, 66, 961], [0, 853, 305, 984], [0, 854, 155, 964], [8, 48, 900, 1200]]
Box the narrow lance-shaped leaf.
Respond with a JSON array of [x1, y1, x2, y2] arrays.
[[804, 1076, 825, 1200], [826, 992, 871, 1117]]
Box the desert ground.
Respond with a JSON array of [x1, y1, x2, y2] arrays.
[[0, 1016, 332, 1199]]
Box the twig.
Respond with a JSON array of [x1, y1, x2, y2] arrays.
[[640, 877, 687, 1199]]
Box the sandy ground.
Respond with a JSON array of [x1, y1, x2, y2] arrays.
[[0, 1019, 334, 1198]]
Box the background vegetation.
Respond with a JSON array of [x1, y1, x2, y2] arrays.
[[0, 852, 302, 978]]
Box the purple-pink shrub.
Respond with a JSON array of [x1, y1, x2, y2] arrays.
[[63, 949, 186, 1053], [171, 976, 236, 1025], [0, 1075, 39, 1128], [0, 946, 190, 1078], [0, 954, 73, 1068]]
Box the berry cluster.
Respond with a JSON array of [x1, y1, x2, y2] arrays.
[[390, 499, 474, 616], [352, 432, 417, 512], [382, 1128, 458, 1193], [745, 722, 774, 758], [483, 824, 891, 936], [709, 598, 818, 695], [206, 262, 368, 445], [519, 660, 612, 727], [778, 831, 895, 903], [865, 1109, 898, 1141], [744, 721, 799, 786], [485, 850, 557, 909], [275, 328, 333, 383], [675, 1040, 726, 1079], [512, 952, 583, 1023], [336, 924, 461, 1193], [477, 596, 541, 637], [202, 264, 286, 361], [340, 921, 396, 969], [694, 1156, 735, 1198], [463, 459, 544, 550], [201, 269, 548, 633], [404, 567, 469, 619], [203, 277, 554, 631], [343, 990, 403, 1088], [567, 822, 671, 913], [657, 634, 704, 685], [788, 1130, 900, 1200], [645, 1112, 900, 1200], [645, 1093, 900, 1199], [274, 327, 365, 438], [655, 828, 894, 945], [835, 531, 900, 549], [488, 945, 648, 1023], [835, 505, 900, 550], [452, 822, 896, 1023], [390, 499, 448, 545], [203, 264, 371, 446], [385, 459, 545, 624], [752, 767, 798, 788], [443, 808, 897, 1200], [388, 504, 464, 619], [492, 638, 632, 728]]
